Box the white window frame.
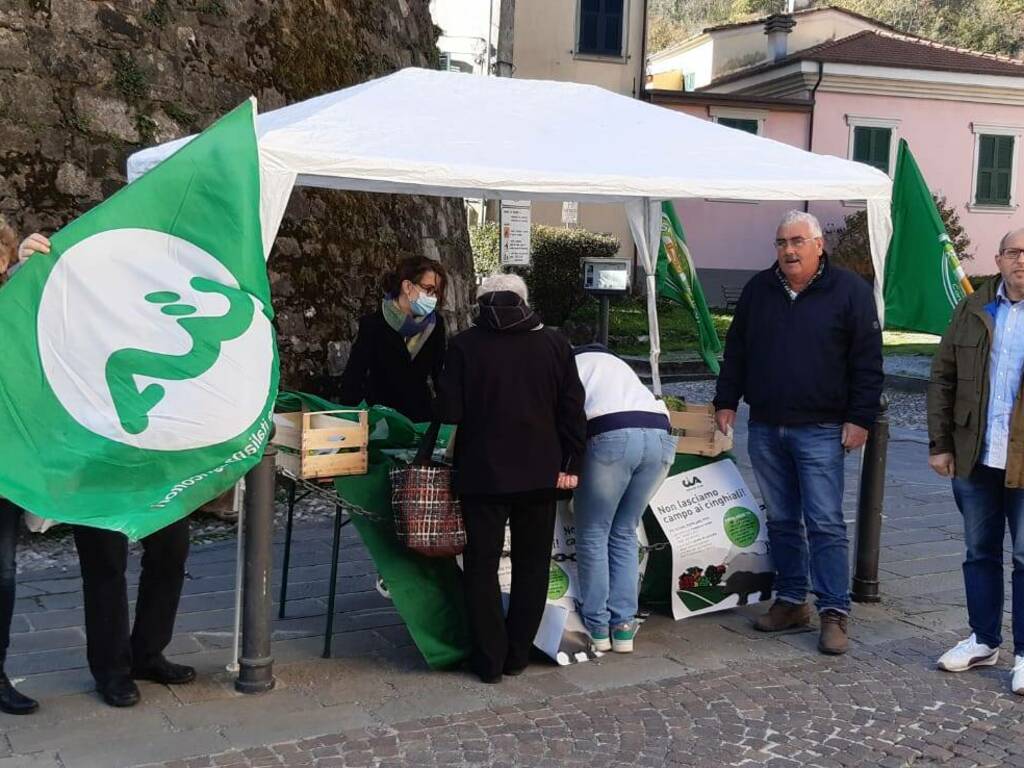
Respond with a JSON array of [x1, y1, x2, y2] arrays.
[[969, 122, 1023, 212], [843, 115, 900, 207], [710, 106, 768, 137], [845, 115, 900, 176], [573, 0, 630, 63]]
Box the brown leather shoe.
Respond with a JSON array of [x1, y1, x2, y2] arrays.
[[754, 600, 811, 632], [818, 610, 849, 655]]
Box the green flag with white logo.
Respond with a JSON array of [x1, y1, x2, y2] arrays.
[[884, 139, 973, 334], [656, 201, 722, 374], [0, 99, 278, 540]]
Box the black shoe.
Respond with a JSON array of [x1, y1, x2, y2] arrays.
[[99, 677, 140, 708], [478, 672, 502, 684], [132, 656, 196, 685], [0, 674, 38, 715], [503, 665, 527, 677]]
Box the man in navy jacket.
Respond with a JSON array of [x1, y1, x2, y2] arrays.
[[713, 210, 883, 655]]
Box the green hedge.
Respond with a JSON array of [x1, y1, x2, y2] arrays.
[[469, 224, 620, 325]]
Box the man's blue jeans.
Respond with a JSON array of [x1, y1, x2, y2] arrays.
[[747, 421, 850, 614], [574, 427, 677, 634], [952, 464, 1024, 656]]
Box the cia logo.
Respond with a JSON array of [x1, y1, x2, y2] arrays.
[[37, 228, 274, 451]]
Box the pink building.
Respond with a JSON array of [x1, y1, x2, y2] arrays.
[[647, 7, 1024, 305]]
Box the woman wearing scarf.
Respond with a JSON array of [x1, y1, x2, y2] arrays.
[[339, 257, 448, 423]]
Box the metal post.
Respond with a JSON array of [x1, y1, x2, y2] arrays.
[[598, 295, 610, 347], [852, 396, 889, 603], [235, 445, 276, 693]]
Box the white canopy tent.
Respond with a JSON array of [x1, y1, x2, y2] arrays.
[[128, 67, 893, 392]]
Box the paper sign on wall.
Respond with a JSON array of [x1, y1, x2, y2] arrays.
[[500, 200, 531, 266]]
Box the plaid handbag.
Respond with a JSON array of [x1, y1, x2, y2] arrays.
[[390, 422, 465, 558]]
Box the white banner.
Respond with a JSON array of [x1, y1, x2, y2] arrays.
[[648, 459, 774, 619], [500, 200, 531, 266]]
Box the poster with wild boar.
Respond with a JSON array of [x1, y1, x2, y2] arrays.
[[649, 459, 774, 619]]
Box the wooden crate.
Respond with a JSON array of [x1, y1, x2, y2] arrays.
[[271, 409, 369, 479], [668, 403, 732, 458]]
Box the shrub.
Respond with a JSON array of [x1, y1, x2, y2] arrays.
[[827, 196, 971, 280], [468, 222, 499, 278], [468, 223, 620, 325]]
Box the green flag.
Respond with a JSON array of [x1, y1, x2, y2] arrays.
[[884, 139, 972, 335], [656, 201, 722, 374], [0, 99, 278, 540]]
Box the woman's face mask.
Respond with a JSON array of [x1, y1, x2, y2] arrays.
[[406, 276, 439, 316]]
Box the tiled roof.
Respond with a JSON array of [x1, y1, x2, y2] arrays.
[[705, 30, 1024, 89]]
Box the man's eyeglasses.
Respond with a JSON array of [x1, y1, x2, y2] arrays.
[[999, 248, 1024, 261], [774, 236, 815, 249]]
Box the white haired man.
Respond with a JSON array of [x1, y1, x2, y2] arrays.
[[438, 273, 587, 683], [713, 211, 883, 654]]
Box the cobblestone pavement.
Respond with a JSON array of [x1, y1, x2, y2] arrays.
[[139, 634, 1024, 768]]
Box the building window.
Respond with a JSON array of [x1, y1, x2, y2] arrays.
[[578, 0, 625, 57], [717, 117, 759, 135], [709, 108, 767, 138], [845, 116, 900, 178], [975, 135, 1014, 206], [852, 127, 892, 173], [970, 123, 1022, 210]]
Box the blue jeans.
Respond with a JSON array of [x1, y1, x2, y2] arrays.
[[574, 427, 677, 633], [952, 464, 1024, 656], [747, 421, 850, 613], [0, 501, 20, 666]]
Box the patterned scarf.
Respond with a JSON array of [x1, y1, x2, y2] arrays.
[[381, 296, 437, 359], [775, 256, 826, 301]]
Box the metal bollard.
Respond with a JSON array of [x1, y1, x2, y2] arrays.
[[852, 396, 889, 603], [235, 444, 277, 694]]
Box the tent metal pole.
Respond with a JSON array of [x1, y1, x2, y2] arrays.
[[644, 200, 663, 395]]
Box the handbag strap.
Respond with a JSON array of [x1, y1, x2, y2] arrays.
[[412, 421, 442, 466]]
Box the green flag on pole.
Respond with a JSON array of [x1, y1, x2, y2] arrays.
[[656, 201, 722, 374], [0, 99, 278, 540], [884, 139, 972, 335]]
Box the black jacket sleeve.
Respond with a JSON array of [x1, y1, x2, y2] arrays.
[[555, 342, 587, 475], [429, 315, 447, 396], [436, 341, 464, 425], [844, 280, 884, 429], [337, 315, 372, 407], [713, 283, 751, 412]]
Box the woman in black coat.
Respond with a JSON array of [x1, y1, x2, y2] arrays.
[[438, 273, 587, 684], [338, 257, 448, 423]]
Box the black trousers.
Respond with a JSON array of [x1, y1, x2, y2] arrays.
[[461, 497, 556, 679], [72, 517, 190, 685], [0, 501, 20, 667]]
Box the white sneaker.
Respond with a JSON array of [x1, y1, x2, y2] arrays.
[[1013, 655, 1024, 695], [937, 634, 999, 672]]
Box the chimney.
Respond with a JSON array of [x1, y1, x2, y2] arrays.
[[764, 14, 797, 62]]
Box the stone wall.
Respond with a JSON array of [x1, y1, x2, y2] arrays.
[[0, 0, 474, 396]]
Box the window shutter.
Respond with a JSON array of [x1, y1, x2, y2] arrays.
[[976, 134, 1014, 206], [852, 126, 891, 174], [578, 0, 624, 56]]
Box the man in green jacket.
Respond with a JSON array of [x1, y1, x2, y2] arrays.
[[928, 227, 1024, 696]]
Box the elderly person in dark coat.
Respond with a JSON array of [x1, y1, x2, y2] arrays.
[[439, 274, 587, 683]]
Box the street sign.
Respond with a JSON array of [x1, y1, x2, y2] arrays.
[[500, 200, 531, 266], [561, 201, 578, 227]]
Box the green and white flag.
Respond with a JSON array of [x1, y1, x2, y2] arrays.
[[656, 201, 722, 374], [0, 99, 278, 539], [884, 139, 973, 334]]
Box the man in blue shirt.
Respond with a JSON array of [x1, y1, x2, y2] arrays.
[[929, 227, 1024, 696]]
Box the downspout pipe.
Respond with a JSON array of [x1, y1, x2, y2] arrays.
[[804, 60, 824, 214], [638, 0, 649, 100]]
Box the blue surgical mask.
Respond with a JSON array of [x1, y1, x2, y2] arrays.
[[410, 292, 437, 316]]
